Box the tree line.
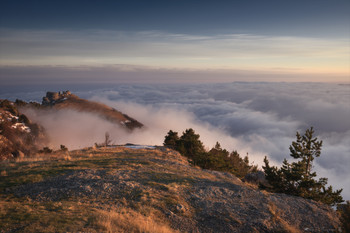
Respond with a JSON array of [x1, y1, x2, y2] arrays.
[[163, 127, 344, 206], [163, 128, 257, 178]]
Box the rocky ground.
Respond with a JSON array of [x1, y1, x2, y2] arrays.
[[0, 146, 340, 232]]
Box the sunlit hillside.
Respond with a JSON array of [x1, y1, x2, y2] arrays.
[[0, 146, 340, 232]]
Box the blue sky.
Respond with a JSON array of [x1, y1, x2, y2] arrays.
[[0, 0, 349, 84]]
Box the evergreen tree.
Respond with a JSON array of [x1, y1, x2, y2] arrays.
[[289, 127, 322, 177], [177, 128, 205, 159], [262, 127, 343, 206], [163, 130, 179, 149], [163, 129, 257, 178]]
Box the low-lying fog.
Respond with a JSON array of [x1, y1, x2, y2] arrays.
[[1, 82, 349, 200]]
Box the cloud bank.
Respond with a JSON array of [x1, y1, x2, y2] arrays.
[[2, 82, 350, 200]]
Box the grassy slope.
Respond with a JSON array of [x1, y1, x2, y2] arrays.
[[0, 147, 340, 233], [0, 147, 189, 232]]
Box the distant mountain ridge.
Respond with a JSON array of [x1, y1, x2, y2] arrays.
[[41, 91, 143, 130]]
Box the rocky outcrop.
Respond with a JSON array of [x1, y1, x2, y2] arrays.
[[0, 100, 48, 159], [7, 146, 340, 232], [42, 90, 72, 106]]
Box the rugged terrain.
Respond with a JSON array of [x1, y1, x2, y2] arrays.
[[0, 146, 340, 232], [0, 92, 143, 159], [0, 100, 47, 160]]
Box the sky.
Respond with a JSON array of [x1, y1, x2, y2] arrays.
[[0, 0, 349, 84]]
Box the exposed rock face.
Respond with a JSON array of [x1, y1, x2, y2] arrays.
[[244, 171, 268, 186], [8, 147, 340, 232], [42, 90, 72, 106], [0, 100, 48, 160]]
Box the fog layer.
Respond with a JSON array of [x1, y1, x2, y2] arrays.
[[3, 82, 349, 200]]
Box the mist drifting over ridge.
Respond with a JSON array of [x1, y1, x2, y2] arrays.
[[1, 82, 349, 200]]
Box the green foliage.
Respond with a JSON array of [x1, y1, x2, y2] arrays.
[[176, 128, 205, 159], [163, 130, 179, 149], [164, 129, 257, 178], [262, 127, 343, 206]]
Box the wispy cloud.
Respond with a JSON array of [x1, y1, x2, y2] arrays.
[[0, 29, 348, 78]]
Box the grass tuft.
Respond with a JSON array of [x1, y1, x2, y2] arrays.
[[94, 207, 179, 233]]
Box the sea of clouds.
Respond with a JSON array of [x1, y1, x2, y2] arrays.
[[1, 82, 349, 200]]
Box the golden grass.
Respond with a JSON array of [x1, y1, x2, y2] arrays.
[[268, 202, 301, 233], [95, 207, 179, 233]]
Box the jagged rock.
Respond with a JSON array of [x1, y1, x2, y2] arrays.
[[0, 100, 48, 160], [42, 90, 72, 106]]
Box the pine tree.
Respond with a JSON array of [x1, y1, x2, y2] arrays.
[[289, 127, 322, 177], [263, 127, 343, 206], [163, 130, 179, 149], [176, 128, 205, 158]]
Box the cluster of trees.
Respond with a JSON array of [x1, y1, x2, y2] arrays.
[[262, 127, 343, 206], [164, 128, 257, 178], [164, 127, 344, 207]]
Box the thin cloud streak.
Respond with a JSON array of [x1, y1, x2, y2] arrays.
[[0, 29, 348, 76]]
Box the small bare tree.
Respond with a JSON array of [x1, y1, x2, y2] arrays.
[[104, 132, 112, 147]]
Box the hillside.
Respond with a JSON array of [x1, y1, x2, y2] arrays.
[[0, 92, 143, 159], [0, 100, 48, 160], [0, 146, 340, 232], [42, 91, 143, 130]]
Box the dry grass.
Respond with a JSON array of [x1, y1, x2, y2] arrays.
[[95, 207, 179, 233], [268, 202, 301, 233]]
